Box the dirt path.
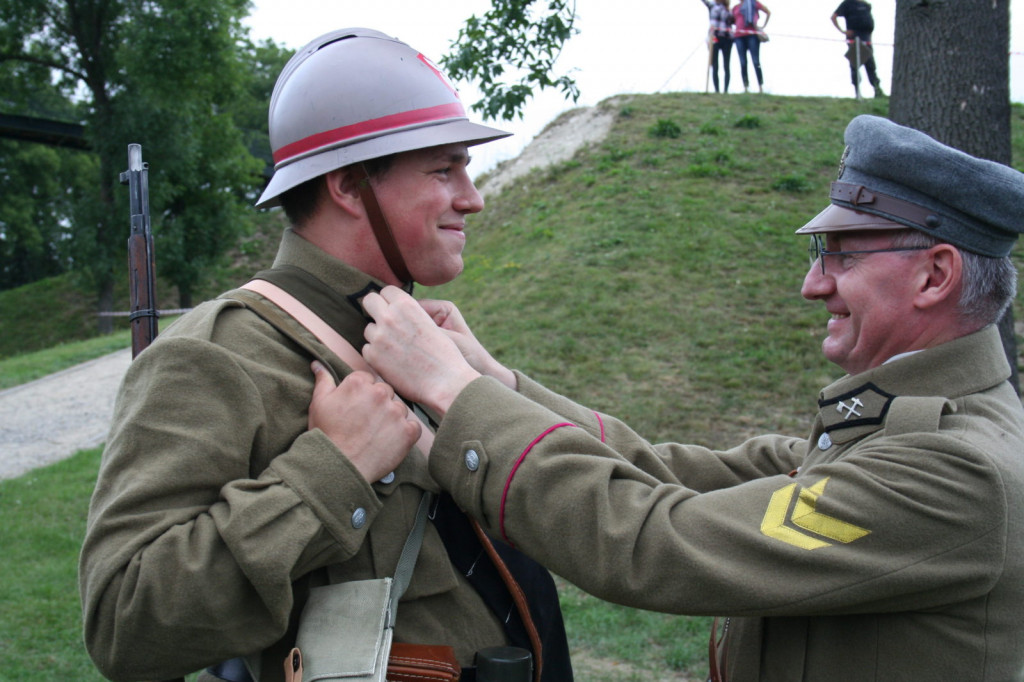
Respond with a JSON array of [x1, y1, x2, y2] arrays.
[[0, 348, 131, 480]]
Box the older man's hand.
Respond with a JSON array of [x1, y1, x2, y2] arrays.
[[362, 286, 481, 416]]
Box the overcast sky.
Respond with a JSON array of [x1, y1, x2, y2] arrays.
[[244, 1, 1024, 175]]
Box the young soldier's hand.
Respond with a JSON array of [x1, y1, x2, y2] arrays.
[[308, 363, 420, 482]]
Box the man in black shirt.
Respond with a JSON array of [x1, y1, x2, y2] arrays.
[[832, 0, 884, 98]]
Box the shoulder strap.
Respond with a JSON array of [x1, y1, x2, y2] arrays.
[[242, 279, 370, 375], [389, 491, 433, 626], [239, 279, 435, 455], [884, 395, 952, 437]]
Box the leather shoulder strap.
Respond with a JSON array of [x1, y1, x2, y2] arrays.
[[242, 279, 368, 372], [238, 279, 435, 455]]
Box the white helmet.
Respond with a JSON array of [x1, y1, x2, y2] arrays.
[[256, 28, 510, 208]]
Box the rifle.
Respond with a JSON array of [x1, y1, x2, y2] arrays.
[[120, 143, 159, 358]]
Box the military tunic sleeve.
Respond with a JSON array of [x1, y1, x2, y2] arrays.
[[515, 371, 805, 488], [429, 376, 1009, 619], [79, 322, 380, 680]]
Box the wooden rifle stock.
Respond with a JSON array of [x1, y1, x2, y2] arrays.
[[120, 144, 158, 358]]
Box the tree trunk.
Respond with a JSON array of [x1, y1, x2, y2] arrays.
[[179, 283, 193, 310], [97, 276, 115, 335], [890, 0, 1018, 393]]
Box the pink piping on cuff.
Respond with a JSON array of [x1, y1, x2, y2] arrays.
[[594, 412, 606, 442], [499, 422, 577, 546]]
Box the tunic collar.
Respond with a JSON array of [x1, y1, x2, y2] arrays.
[[815, 326, 1010, 442], [255, 228, 401, 348]]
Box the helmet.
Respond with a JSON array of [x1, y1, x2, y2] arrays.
[[256, 28, 510, 208]]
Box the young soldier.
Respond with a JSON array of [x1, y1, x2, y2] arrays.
[[80, 28, 572, 682]]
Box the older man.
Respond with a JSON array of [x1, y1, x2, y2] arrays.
[[359, 115, 1024, 681]]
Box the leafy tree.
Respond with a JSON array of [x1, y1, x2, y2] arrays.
[[890, 0, 1018, 391], [0, 0, 267, 327], [0, 42, 93, 291], [442, 0, 580, 121]]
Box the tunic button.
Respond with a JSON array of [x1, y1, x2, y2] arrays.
[[464, 449, 480, 471], [351, 508, 367, 529], [379, 471, 396, 484], [817, 432, 833, 450]]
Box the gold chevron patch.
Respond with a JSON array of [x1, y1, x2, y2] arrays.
[[760, 477, 870, 550]]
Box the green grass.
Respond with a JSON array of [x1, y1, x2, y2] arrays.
[[5, 92, 1024, 681], [0, 332, 132, 390], [0, 447, 107, 680]]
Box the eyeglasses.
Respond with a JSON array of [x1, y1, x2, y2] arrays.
[[807, 234, 932, 275]]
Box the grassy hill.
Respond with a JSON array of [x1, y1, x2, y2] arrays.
[[432, 92, 1024, 445], [5, 92, 1024, 680]]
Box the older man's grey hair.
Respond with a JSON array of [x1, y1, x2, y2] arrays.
[[892, 230, 1018, 328]]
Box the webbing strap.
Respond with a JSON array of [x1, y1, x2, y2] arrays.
[[389, 491, 433, 627]]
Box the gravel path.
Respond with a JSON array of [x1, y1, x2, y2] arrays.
[[0, 348, 131, 480]]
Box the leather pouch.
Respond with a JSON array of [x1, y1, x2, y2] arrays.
[[386, 642, 461, 681], [285, 641, 460, 682]]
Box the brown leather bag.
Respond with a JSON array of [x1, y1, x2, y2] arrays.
[[283, 644, 460, 682], [386, 643, 461, 681]]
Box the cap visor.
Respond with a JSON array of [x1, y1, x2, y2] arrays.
[[795, 204, 906, 235]]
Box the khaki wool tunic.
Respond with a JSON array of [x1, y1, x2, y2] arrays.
[[429, 325, 1024, 681], [79, 229, 507, 682]]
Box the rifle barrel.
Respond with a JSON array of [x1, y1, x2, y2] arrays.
[[121, 144, 158, 358]]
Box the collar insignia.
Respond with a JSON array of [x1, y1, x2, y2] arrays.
[[818, 382, 895, 433]]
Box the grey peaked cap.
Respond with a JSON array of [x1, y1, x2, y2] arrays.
[[809, 115, 1024, 257]]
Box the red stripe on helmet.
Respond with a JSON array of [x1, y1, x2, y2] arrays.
[[272, 101, 467, 165]]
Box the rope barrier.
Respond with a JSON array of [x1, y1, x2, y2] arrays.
[[657, 38, 712, 93]]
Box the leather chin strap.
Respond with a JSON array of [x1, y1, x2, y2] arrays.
[[354, 162, 413, 285]]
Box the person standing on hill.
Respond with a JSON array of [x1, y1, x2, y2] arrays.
[[832, 0, 885, 97], [79, 27, 572, 682], [731, 0, 770, 92], [701, 0, 735, 93], [356, 115, 1024, 681]]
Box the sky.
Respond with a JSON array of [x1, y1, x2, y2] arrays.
[[244, 1, 1024, 176]]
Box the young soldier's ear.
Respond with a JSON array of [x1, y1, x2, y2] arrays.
[[324, 168, 364, 218]]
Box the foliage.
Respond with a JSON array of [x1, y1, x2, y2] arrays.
[[0, 0, 280, 316], [0, 140, 94, 288], [649, 119, 683, 139], [0, 43, 93, 290], [442, 0, 580, 121]]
